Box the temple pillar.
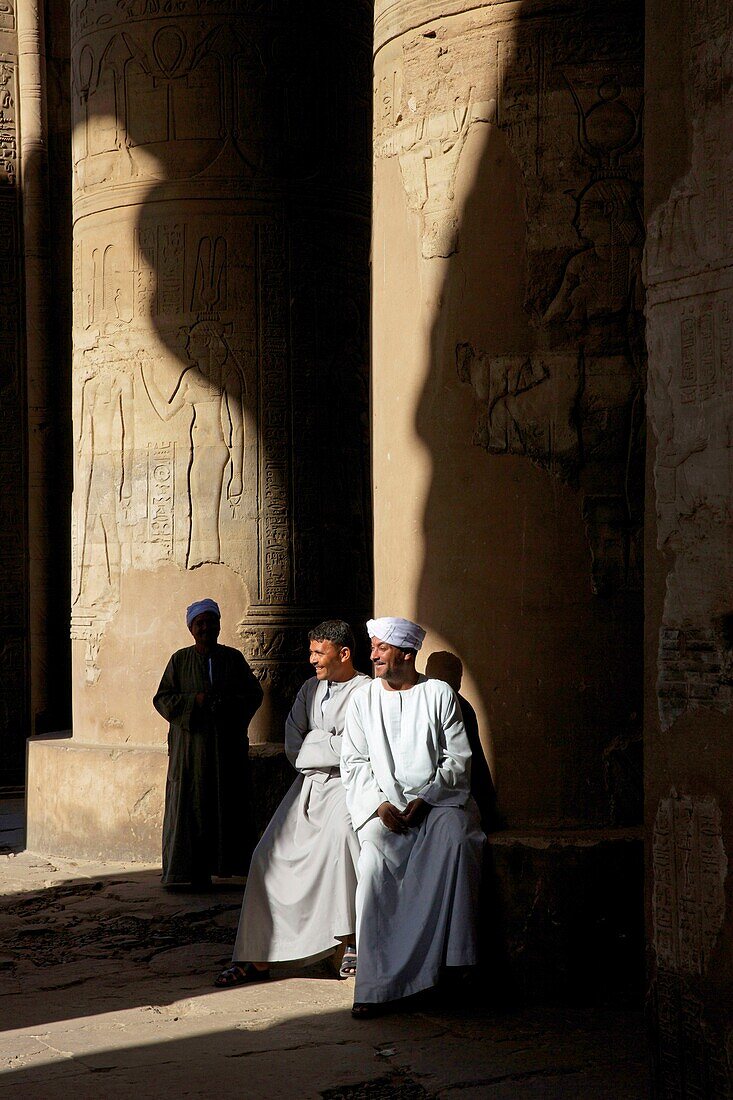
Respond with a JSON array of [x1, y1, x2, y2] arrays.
[[372, 0, 644, 997], [645, 0, 733, 1092], [0, 5, 29, 786], [27, 0, 371, 859]]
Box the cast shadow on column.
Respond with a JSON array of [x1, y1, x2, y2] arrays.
[[414, 2, 645, 836], [411, 2, 646, 1007], [69, 6, 373, 723]]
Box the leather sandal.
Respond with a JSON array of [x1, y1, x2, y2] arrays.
[[214, 962, 270, 988], [339, 946, 358, 978]]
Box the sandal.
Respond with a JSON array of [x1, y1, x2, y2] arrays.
[[214, 962, 270, 988], [351, 1001, 380, 1020], [339, 946, 357, 978]]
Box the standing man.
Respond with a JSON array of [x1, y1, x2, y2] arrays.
[[215, 620, 369, 986], [153, 599, 263, 889], [342, 616, 485, 1018]]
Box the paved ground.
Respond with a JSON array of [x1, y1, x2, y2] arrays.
[[0, 799, 650, 1098]]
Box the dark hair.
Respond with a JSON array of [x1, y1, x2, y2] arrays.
[[308, 619, 355, 653]]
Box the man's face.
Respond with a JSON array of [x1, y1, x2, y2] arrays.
[[189, 611, 220, 648], [309, 638, 346, 680], [370, 636, 409, 680]]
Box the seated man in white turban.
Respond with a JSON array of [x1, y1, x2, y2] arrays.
[[341, 616, 486, 1018], [214, 620, 369, 986], [153, 599, 263, 889]]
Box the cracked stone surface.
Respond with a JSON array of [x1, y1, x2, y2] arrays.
[[0, 801, 649, 1098]]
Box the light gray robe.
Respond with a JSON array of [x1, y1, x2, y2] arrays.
[[232, 672, 369, 964], [341, 675, 485, 1004]]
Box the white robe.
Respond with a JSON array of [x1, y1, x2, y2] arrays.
[[232, 672, 369, 964], [341, 675, 485, 1003]]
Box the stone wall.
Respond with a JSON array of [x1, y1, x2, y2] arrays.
[[645, 0, 733, 1093]]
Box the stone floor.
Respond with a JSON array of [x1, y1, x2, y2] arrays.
[[0, 798, 650, 1098]]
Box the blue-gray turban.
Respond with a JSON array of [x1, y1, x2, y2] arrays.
[[186, 598, 221, 628]]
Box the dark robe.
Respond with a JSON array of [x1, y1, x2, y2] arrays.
[[153, 644, 263, 885]]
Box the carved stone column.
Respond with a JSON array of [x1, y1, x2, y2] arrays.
[[373, 0, 644, 996], [0, 4, 29, 786], [645, 1, 733, 1092], [27, 0, 371, 857]]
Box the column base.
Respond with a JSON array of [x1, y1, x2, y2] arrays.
[[484, 827, 644, 1002], [26, 737, 293, 863], [26, 736, 167, 861]]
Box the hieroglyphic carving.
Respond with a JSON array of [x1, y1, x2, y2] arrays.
[[0, 57, 17, 186], [147, 443, 175, 554], [256, 220, 291, 606], [71, 17, 282, 193], [238, 616, 310, 711], [647, 3, 732, 284], [646, 1, 733, 731], [653, 794, 726, 976], [651, 794, 730, 1098]]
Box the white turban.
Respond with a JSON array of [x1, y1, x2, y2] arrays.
[[186, 598, 221, 628], [366, 616, 426, 651]]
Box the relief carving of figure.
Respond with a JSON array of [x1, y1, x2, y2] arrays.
[[141, 235, 246, 568], [142, 321, 246, 568], [73, 355, 134, 613], [542, 174, 645, 466], [459, 76, 645, 593]]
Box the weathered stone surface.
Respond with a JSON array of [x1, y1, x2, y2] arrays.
[[645, 0, 733, 734], [26, 738, 293, 861], [485, 828, 644, 1002], [645, 1, 733, 1094], [0, 834, 650, 1099], [372, 0, 643, 832]]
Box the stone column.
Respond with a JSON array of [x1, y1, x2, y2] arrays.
[[373, 0, 644, 997], [17, 0, 52, 740], [26, 0, 371, 858], [645, 1, 733, 1093], [0, 5, 29, 786]]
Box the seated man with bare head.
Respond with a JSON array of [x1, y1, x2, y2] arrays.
[[342, 616, 486, 1018], [215, 619, 369, 986]]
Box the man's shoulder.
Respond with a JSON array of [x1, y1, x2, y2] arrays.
[[290, 675, 318, 707], [348, 674, 377, 706], [416, 676, 457, 704], [170, 645, 195, 662]]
